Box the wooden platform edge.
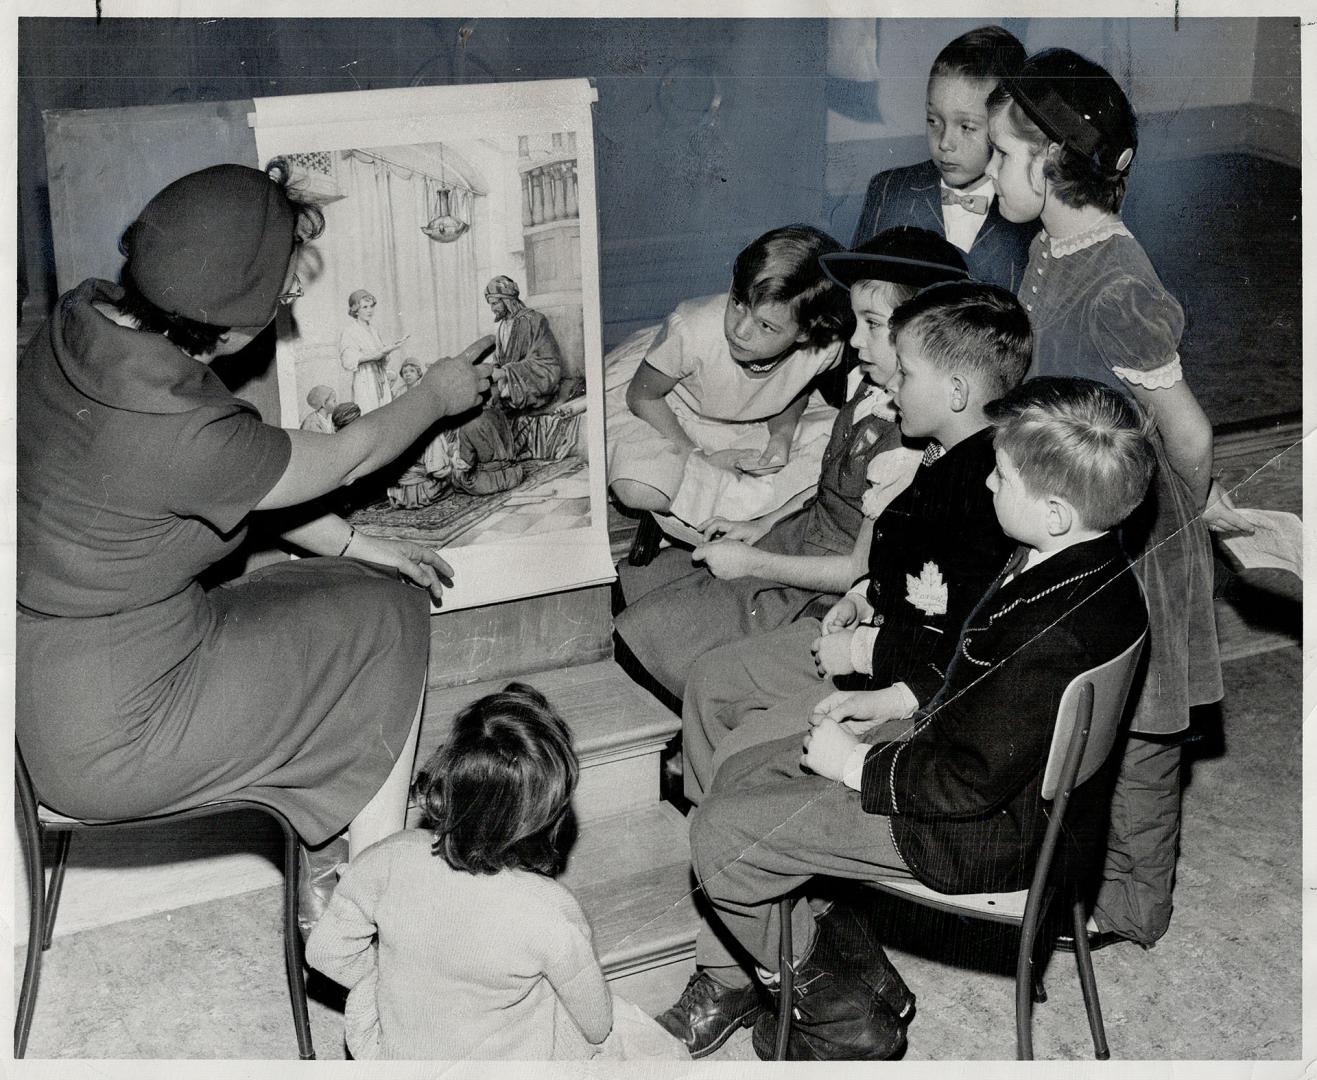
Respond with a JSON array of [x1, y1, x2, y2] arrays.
[[602, 933, 698, 981]]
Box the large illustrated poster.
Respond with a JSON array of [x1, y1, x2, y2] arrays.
[[253, 79, 612, 610]]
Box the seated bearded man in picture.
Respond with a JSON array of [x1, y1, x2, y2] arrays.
[[484, 275, 565, 412]]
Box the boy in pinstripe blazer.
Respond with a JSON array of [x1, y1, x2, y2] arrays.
[[852, 26, 1036, 292]]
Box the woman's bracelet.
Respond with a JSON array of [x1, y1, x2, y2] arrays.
[[337, 525, 356, 557]]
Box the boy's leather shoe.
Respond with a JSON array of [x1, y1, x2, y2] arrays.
[[755, 955, 910, 1061], [656, 970, 765, 1058], [809, 901, 916, 1022], [752, 1007, 911, 1062], [1055, 928, 1143, 953]]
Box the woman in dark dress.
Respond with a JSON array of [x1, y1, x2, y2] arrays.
[[16, 163, 488, 875]]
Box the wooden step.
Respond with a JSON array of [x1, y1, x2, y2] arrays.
[[417, 659, 681, 822], [561, 801, 700, 980]]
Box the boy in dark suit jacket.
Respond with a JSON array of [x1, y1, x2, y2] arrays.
[[661, 377, 1154, 1059], [852, 26, 1035, 292]]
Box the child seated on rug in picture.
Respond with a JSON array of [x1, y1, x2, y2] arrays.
[[384, 357, 460, 509], [451, 402, 525, 496], [301, 385, 338, 433], [851, 25, 1034, 291], [306, 683, 688, 1062], [662, 377, 1154, 1061], [385, 430, 454, 510], [678, 279, 1029, 804], [605, 225, 851, 536], [613, 227, 970, 701]]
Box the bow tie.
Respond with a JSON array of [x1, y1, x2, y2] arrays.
[[920, 442, 946, 467], [941, 188, 990, 215]]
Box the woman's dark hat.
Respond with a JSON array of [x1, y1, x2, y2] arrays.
[[820, 226, 970, 291], [122, 164, 297, 328], [1002, 48, 1137, 177]]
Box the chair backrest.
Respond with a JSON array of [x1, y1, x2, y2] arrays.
[[1039, 630, 1147, 801]]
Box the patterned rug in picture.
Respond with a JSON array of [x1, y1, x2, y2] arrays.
[[348, 456, 587, 545]]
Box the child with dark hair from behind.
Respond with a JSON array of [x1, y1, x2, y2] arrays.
[[852, 25, 1035, 290], [306, 683, 687, 1061]]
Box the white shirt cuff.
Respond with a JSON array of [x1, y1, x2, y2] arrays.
[[890, 682, 920, 718], [844, 581, 875, 624], [843, 741, 872, 791], [850, 625, 880, 675]]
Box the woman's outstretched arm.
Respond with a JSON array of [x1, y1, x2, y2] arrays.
[[256, 358, 488, 510]]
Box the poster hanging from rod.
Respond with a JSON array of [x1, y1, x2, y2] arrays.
[[251, 78, 614, 611]]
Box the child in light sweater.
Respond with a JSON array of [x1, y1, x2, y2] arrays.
[[305, 683, 687, 1061]]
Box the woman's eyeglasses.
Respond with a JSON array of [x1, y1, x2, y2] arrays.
[[277, 274, 304, 306]]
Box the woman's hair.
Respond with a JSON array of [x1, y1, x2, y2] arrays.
[[730, 224, 852, 350], [348, 289, 377, 318], [398, 359, 424, 380], [266, 157, 328, 245], [930, 25, 1026, 84], [986, 49, 1138, 214], [986, 376, 1156, 531], [115, 280, 231, 357], [888, 280, 1033, 400], [116, 159, 325, 355], [414, 682, 579, 876]]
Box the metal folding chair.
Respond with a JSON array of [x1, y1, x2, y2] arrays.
[[14, 742, 316, 1059], [772, 630, 1147, 1060]]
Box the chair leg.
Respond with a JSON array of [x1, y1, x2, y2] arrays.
[[42, 832, 73, 950], [1031, 964, 1048, 1004], [1014, 949, 1036, 1060], [14, 810, 48, 1058], [277, 819, 316, 1060], [627, 511, 663, 567], [1015, 889, 1056, 1060], [774, 897, 794, 1061], [1071, 896, 1110, 1060]]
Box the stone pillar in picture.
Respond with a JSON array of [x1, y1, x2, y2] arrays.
[[518, 132, 584, 393]]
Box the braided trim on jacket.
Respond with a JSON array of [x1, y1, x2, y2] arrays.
[[959, 558, 1117, 669]]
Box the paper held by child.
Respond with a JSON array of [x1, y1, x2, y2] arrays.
[[651, 514, 706, 548], [1218, 508, 1303, 578]]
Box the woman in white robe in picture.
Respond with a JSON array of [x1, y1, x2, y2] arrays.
[[340, 288, 408, 414]]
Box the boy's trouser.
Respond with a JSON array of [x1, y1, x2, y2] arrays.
[[616, 558, 831, 702], [684, 626, 1183, 945], [682, 620, 828, 804], [690, 733, 912, 987], [1092, 734, 1182, 945]]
